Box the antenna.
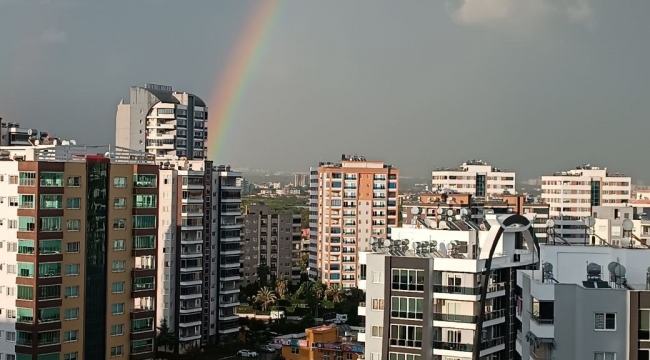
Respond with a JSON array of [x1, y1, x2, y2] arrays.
[[542, 263, 554, 283]]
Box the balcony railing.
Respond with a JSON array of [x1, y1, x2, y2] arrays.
[[432, 282, 505, 295], [432, 336, 504, 352], [530, 311, 554, 325]]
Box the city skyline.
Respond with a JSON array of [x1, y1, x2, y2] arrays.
[[1, 1, 649, 180]]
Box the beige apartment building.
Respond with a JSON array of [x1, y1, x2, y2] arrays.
[[312, 154, 399, 288], [241, 204, 302, 285]]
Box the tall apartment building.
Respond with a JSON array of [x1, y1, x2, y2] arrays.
[[241, 204, 302, 285], [156, 160, 243, 351], [308, 167, 318, 279], [312, 154, 399, 287], [115, 83, 208, 160], [294, 173, 308, 187], [358, 214, 538, 360], [0, 144, 159, 360], [516, 243, 650, 359], [541, 164, 631, 241], [431, 160, 515, 198], [401, 192, 549, 243]]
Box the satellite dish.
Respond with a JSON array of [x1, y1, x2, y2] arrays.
[[446, 209, 454, 217], [402, 239, 410, 246], [61, 140, 70, 145], [430, 240, 438, 247], [621, 238, 631, 247], [544, 263, 553, 272], [410, 207, 421, 215], [584, 216, 596, 228], [437, 214, 444, 220], [546, 219, 556, 228], [622, 219, 634, 232], [460, 208, 469, 216], [34, 140, 40, 145], [27, 129, 32, 135], [369, 238, 377, 245], [69, 140, 76, 145], [383, 239, 391, 247]]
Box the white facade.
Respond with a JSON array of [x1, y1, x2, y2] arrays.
[[0, 161, 19, 360], [541, 165, 631, 241], [431, 160, 515, 198], [115, 84, 208, 160], [308, 167, 318, 279]]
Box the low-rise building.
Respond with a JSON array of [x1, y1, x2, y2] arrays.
[[278, 324, 364, 360]]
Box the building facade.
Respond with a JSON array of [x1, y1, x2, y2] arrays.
[[431, 160, 515, 198], [541, 165, 631, 241], [313, 155, 399, 287], [294, 173, 308, 188], [241, 204, 302, 285], [279, 324, 363, 360], [115, 83, 208, 160], [156, 160, 243, 352], [358, 214, 538, 360], [516, 243, 650, 360], [0, 145, 159, 360]]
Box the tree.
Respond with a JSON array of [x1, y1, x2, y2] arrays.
[[275, 275, 289, 299], [325, 284, 346, 303], [257, 265, 271, 287], [156, 319, 177, 355], [254, 287, 277, 311], [311, 281, 325, 300]]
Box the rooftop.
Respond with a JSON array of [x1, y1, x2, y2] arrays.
[[0, 145, 155, 165]]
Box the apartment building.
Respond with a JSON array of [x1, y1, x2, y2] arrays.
[[402, 192, 549, 243], [279, 324, 363, 360], [156, 160, 243, 352], [358, 213, 539, 360], [0, 144, 159, 360], [516, 243, 650, 360], [294, 173, 308, 188], [541, 164, 631, 241], [115, 83, 208, 160], [313, 154, 399, 287], [431, 160, 515, 198], [308, 167, 318, 279], [241, 204, 302, 285]]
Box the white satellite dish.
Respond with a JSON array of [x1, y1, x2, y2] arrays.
[[446, 209, 454, 217], [622, 219, 634, 232], [460, 208, 469, 216], [584, 216, 596, 228], [34, 140, 40, 145], [410, 207, 421, 215], [61, 140, 70, 145], [69, 140, 76, 145], [383, 239, 392, 247]]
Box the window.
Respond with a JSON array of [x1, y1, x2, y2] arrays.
[[65, 264, 79, 276], [8, 219, 17, 228], [65, 286, 79, 298], [372, 271, 383, 284], [371, 326, 383, 338], [64, 352, 78, 360], [110, 345, 123, 357], [17, 286, 33, 301], [39, 239, 61, 255], [133, 215, 156, 229], [19, 195, 34, 209], [392, 269, 425, 291], [133, 174, 157, 188], [291, 348, 299, 354], [40, 217, 62, 232], [131, 318, 154, 333], [7, 241, 17, 252], [113, 240, 125, 251], [157, 108, 174, 115], [38, 262, 61, 278], [372, 298, 384, 311], [7, 264, 16, 274], [17, 308, 33, 323], [111, 324, 124, 336], [111, 281, 125, 294], [17, 262, 34, 278], [66, 220, 81, 231], [64, 308, 79, 320], [18, 217, 35, 232], [131, 338, 154, 354], [391, 297, 424, 319], [595, 312, 616, 331], [114, 198, 127, 209], [66, 176, 81, 187], [111, 303, 125, 315], [389, 353, 421, 360], [18, 239, 34, 254], [38, 330, 60, 346], [389, 324, 423, 348], [6, 309, 15, 319], [112, 261, 126, 273], [40, 195, 63, 209], [66, 197, 81, 209], [594, 353, 616, 360], [19, 172, 36, 186], [66, 242, 80, 253], [64, 330, 78, 342], [133, 195, 156, 208], [133, 235, 155, 250], [113, 177, 127, 188], [39, 172, 63, 187], [39, 285, 61, 300], [6, 331, 15, 341], [38, 307, 60, 323], [113, 219, 126, 230]]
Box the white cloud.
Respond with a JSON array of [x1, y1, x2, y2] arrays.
[[39, 29, 67, 44], [447, 0, 593, 28]]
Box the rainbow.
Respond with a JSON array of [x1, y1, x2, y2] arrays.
[[208, 0, 284, 163]]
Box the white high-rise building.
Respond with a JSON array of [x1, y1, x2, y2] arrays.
[[431, 160, 515, 198], [541, 164, 631, 241], [115, 83, 208, 160], [156, 159, 242, 352]]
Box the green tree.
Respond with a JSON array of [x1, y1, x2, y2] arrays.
[[257, 265, 271, 287], [311, 281, 325, 300], [275, 275, 289, 299], [155, 318, 177, 355], [325, 284, 346, 303], [255, 287, 277, 311]]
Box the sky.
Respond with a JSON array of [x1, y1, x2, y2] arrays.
[[0, 0, 649, 181]]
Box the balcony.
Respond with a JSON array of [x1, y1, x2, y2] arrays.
[[179, 305, 203, 314], [432, 282, 505, 296], [431, 309, 505, 324], [432, 336, 504, 352], [219, 299, 240, 308], [358, 302, 366, 316], [220, 286, 239, 295], [181, 236, 203, 245], [179, 333, 202, 342]]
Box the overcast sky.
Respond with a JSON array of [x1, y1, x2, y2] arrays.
[[0, 0, 649, 180]]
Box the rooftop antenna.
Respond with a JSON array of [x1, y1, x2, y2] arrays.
[[584, 216, 596, 246], [542, 263, 554, 283]]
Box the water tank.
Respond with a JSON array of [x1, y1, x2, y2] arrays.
[[587, 263, 601, 277]]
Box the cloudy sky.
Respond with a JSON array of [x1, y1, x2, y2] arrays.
[[0, 0, 648, 180]]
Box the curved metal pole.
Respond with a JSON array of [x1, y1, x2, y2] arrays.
[[471, 215, 540, 359]]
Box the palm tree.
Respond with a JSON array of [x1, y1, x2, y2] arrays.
[[311, 281, 325, 300], [325, 284, 346, 303], [275, 275, 288, 299], [254, 287, 277, 311]]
